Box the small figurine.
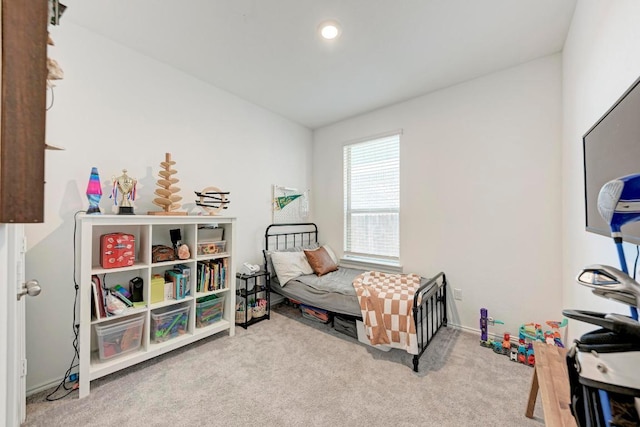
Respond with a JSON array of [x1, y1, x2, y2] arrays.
[[111, 169, 137, 215], [544, 331, 556, 345], [170, 229, 190, 260], [517, 339, 526, 364], [510, 347, 518, 362], [545, 319, 567, 348], [527, 345, 535, 366], [502, 333, 511, 350], [177, 244, 190, 260]]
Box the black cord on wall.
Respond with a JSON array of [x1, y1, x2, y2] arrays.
[[45, 210, 84, 401]]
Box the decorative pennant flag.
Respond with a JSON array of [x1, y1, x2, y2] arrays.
[[274, 194, 301, 210]]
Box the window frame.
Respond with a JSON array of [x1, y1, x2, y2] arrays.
[[342, 130, 401, 267]]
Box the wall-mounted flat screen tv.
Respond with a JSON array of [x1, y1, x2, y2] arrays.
[[584, 75, 640, 244]]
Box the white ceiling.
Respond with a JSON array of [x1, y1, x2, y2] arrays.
[[63, 0, 577, 129]]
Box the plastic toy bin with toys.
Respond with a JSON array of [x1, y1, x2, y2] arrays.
[[197, 240, 226, 256], [95, 314, 145, 361], [150, 304, 190, 343], [196, 295, 225, 328]]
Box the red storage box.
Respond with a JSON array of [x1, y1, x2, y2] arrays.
[[100, 233, 135, 268]]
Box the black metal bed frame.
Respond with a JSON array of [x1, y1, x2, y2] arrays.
[[265, 223, 318, 252], [412, 271, 448, 371], [264, 222, 447, 372]]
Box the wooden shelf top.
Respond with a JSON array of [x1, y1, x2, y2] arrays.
[[526, 342, 577, 426]]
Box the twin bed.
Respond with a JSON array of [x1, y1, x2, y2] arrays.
[[263, 223, 448, 371]]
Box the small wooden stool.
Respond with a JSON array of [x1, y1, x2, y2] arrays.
[[525, 342, 577, 426]]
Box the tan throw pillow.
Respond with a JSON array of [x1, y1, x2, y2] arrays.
[[304, 246, 338, 276]]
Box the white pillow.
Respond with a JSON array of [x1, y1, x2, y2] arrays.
[[270, 251, 314, 286], [263, 242, 319, 277]]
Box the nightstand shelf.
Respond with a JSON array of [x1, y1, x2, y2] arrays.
[[235, 271, 270, 328]]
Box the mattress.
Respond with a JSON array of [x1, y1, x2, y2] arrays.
[[270, 267, 364, 317], [271, 266, 433, 320]]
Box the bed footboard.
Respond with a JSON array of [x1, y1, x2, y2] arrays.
[[412, 272, 447, 372]]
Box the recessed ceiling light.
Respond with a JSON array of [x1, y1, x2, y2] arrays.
[[319, 20, 341, 40]]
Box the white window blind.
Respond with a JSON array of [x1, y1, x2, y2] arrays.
[[343, 133, 400, 263]]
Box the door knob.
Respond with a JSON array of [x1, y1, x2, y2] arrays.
[[17, 280, 41, 300]]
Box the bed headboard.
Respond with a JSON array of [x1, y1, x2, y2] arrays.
[[264, 223, 318, 252]]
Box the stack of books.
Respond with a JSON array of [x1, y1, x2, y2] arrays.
[[165, 264, 191, 300], [196, 258, 228, 292]]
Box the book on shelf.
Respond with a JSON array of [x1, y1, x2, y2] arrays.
[[196, 262, 203, 293], [91, 275, 107, 319], [165, 269, 187, 300], [114, 284, 132, 299], [222, 258, 228, 288], [112, 289, 134, 307], [172, 264, 191, 296], [90, 280, 100, 320], [164, 281, 173, 300]]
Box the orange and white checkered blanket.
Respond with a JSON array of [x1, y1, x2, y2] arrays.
[[353, 271, 421, 355]]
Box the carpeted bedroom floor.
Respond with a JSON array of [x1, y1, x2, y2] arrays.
[[24, 305, 545, 426]]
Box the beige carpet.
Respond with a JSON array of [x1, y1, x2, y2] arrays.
[[24, 309, 545, 426]]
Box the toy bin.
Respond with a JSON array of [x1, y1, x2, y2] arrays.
[[150, 305, 189, 343], [197, 240, 226, 256], [196, 295, 225, 328], [95, 314, 144, 361]]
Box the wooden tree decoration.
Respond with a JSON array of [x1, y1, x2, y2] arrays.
[[148, 153, 186, 215]]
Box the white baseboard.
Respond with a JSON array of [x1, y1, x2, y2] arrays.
[[27, 377, 66, 397], [444, 322, 508, 342], [455, 323, 529, 348]]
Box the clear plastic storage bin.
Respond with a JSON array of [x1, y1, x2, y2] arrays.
[[150, 305, 189, 343], [95, 315, 144, 361], [197, 240, 226, 255], [196, 295, 225, 328]]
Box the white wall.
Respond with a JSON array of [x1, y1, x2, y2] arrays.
[[313, 55, 563, 336], [562, 0, 640, 341], [24, 23, 312, 393]]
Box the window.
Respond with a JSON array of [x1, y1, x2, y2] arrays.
[[343, 132, 400, 264]]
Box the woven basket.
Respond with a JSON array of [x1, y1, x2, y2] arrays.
[[236, 308, 252, 323], [252, 305, 266, 318]]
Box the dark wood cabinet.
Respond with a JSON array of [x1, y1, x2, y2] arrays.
[[0, 0, 47, 223]]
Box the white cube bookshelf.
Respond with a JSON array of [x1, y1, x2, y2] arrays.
[[77, 214, 236, 397]]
